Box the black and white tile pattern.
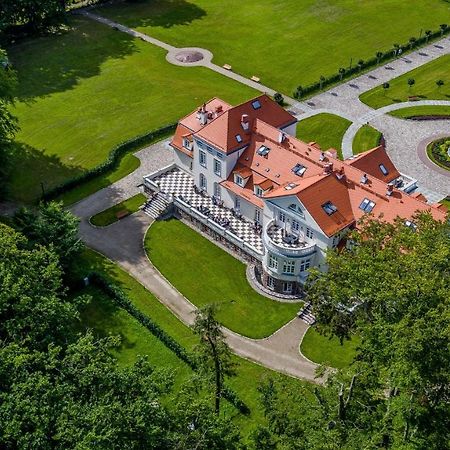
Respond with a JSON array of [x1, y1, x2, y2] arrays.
[[153, 169, 264, 254]]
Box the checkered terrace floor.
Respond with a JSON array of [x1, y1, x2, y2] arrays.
[[152, 168, 264, 254]]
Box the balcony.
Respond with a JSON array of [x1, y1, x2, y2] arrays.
[[263, 220, 316, 257]]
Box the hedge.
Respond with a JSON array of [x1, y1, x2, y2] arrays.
[[42, 123, 177, 201], [89, 272, 250, 414], [293, 25, 450, 99]]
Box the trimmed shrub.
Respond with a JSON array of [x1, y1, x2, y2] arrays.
[[42, 123, 177, 202]]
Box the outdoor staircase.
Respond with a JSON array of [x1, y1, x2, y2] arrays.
[[142, 192, 170, 219], [298, 302, 316, 326]]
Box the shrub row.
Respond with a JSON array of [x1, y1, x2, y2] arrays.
[[42, 123, 176, 201], [89, 272, 250, 414], [293, 25, 450, 99]]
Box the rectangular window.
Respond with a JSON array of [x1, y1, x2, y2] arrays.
[[292, 220, 300, 232], [267, 276, 275, 290], [252, 100, 261, 110], [235, 197, 241, 210], [206, 145, 214, 154], [214, 159, 221, 176], [279, 211, 286, 223], [199, 150, 207, 167], [322, 201, 337, 215], [359, 198, 376, 213], [214, 183, 221, 199], [254, 186, 263, 197], [235, 134, 243, 143], [235, 174, 244, 186], [196, 140, 205, 149], [255, 208, 262, 224], [282, 260, 295, 274], [300, 259, 311, 272], [268, 254, 278, 270], [283, 282, 293, 294], [306, 228, 314, 239]]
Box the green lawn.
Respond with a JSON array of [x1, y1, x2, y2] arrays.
[[73, 248, 309, 439], [144, 219, 300, 338], [440, 198, 450, 210], [352, 124, 382, 155], [296, 113, 351, 159], [389, 105, 450, 119], [8, 16, 255, 203], [90, 193, 147, 226], [300, 327, 359, 369], [98, 0, 450, 95], [360, 54, 450, 108]]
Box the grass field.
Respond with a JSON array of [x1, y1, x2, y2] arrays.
[[144, 219, 300, 338], [300, 327, 359, 369], [360, 54, 450, 108], [90, 193, 146, 226], [296, 113, 351, 159], [389, 105, 450, 119], [98, 0, 450, 95], [73, 248, 309, 439], [352, 124, 382, 155], [8, 16, 255, 203]]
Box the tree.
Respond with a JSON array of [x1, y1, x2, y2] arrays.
[[338, 67, 346, 80], [304, 213, 450, 448], [192, 304, 235, 414], [295, 85, 304, 98], [407, 77, 415, 90], [382, 82, 390, 95], [425, 29, 432, 43], [357, 59, 364, 71], [0, 48, 18, 200], [14, 201, 83, 270], [393, 43, 400, 56], [436, 79, 444, 90], [319, 75, 326, 90], [273, 92, 284, 105], [409, 36, 417, 49], [375, 52, 383, 64], [440, 23, 448, 36]]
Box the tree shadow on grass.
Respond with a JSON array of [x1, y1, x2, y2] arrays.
[[7, 141, 85, 203], [98, 0, 206, 29], [7, 15, 138, 101]]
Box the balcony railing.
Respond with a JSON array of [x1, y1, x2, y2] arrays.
[[263, 220, 316, 257]]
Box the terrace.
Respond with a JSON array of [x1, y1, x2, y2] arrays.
[[144, 167, 264, 259]]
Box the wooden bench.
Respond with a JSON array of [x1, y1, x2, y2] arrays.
[[223, 64, 232, 71], [251, 75, 260, 83], [116, 210, 129, 220], [408, 96, 419, 101]]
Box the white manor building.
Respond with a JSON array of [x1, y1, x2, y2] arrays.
[[143, 95, 446, 296]]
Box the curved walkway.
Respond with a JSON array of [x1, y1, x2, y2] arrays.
[[341, 100, 450, 158], [70, 141, 320, 383]]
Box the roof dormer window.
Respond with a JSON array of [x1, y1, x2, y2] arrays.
[[183, 138, 191, 149], [257, 145, 270, 157], [234, 174, 244, 187], [359, 198, 376, 213], [292, 163, 307, 176], [322, 201, 337, 215], [235, 134, 243, 143], [252, 100, 261, 110], [285, 183, 297, 190], [379, 164, 389, 176], [254, 186, 263, 197]]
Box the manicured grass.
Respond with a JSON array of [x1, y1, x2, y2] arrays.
[[360, 54, 450, 108], [144, 219, 300, 338], [389, 105, 450, 119], [73, 248, 309, 439], [352, 124, 382, 155], [296, 113, 351, 159], [8, 16, 255, 203], [90, 193, 147, 227], [300, 327, 359, 369], [98, 0, 450, 95]]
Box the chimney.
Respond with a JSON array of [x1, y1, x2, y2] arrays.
[[336, 166, 345, 180], [215, 105, 223, 114], [278, 131, 286, 143], [386, 184, 394, 196], [319, 152, 325, 161], [241, 114, 249, 131], [199, 104, 208, 125], [323, 162, 333, 174], [360, 173, 368, 184]]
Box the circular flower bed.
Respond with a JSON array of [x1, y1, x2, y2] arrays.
[[427, 137, 450, 171]]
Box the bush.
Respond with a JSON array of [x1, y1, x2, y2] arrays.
[[88, 272, 250, 414], [42, 123, 176, 202], [273, 92, 284, 105]]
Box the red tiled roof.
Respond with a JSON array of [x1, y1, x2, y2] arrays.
[[170, 124, 194, 157]]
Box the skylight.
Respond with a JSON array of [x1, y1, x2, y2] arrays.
[[359, 198, 376, 213], [257, 145, 270, 156], [285, 183, 297, 190], [379, 164, 389, 176], [252, 100, 261, 110], [360, 174, 368, 184], [235, 134, 243, 143], [322, 201, 337, 215], [292, 163, 307, 176]]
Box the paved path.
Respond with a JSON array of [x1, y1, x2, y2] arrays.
[[70, 140, 320, 383]]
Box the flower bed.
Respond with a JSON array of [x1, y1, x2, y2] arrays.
[[427, 138, 450, 171]]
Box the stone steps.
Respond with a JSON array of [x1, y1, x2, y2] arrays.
[[143, 193, 169, 219], [298, 302, 316, 325]]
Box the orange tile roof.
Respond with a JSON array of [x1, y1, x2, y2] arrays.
[[170, 124, 194, 157], [195, 95, 296, 153], [347, 146, 400, 183], [220, 178, 265, 208], [179, 98, 232, 133]]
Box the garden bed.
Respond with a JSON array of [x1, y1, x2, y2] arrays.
[[426, 138, 450, 171]]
